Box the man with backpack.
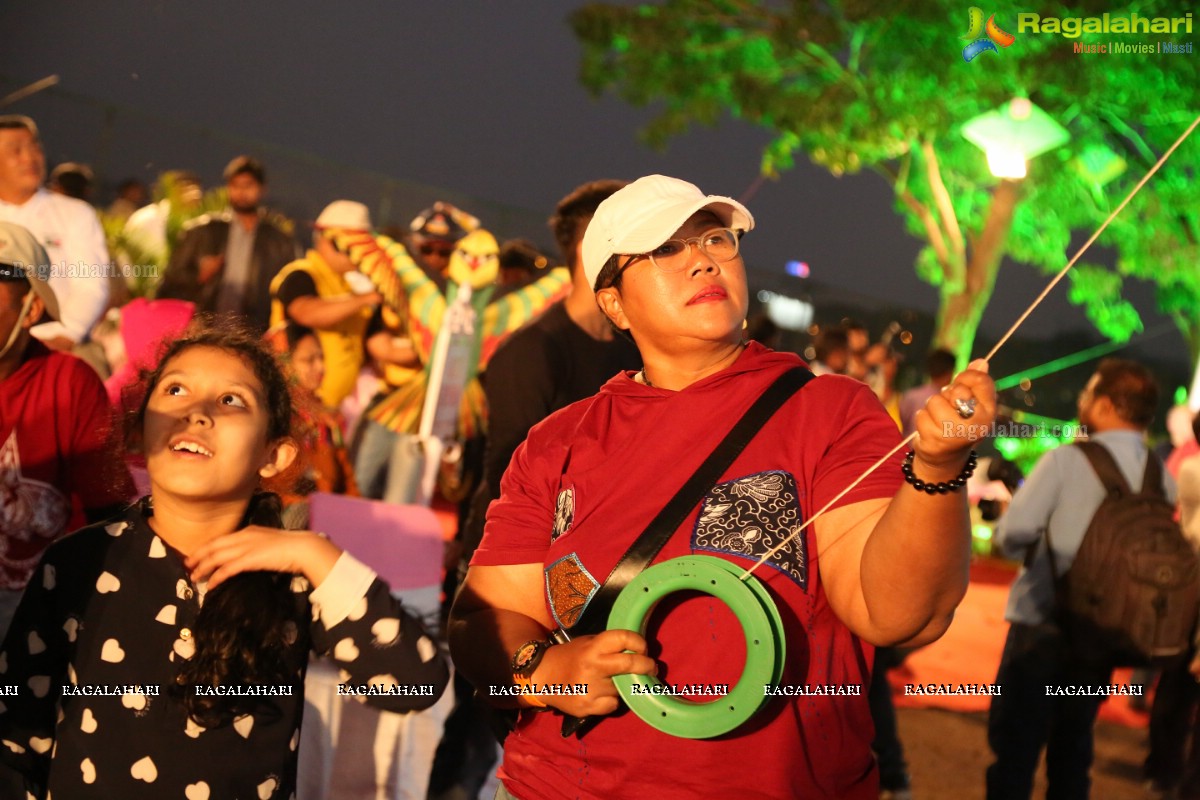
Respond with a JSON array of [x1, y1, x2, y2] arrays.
[[986, 358, 1181, 800]]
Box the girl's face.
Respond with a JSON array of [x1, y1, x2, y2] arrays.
[[290, 334, 325, 394], [144, 346, 295, 504]]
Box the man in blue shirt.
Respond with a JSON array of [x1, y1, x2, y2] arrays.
[[986, 358, 1172, 800]]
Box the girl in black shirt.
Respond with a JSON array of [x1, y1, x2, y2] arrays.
[[0, 325, 448, 799]]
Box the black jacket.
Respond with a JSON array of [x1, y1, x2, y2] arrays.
[[159, 211, 298, 332]]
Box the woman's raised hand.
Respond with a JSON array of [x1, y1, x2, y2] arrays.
[[912, 358, 998, 478]]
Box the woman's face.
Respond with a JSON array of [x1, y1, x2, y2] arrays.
[[144, 346, 294, 504], [597, 211, 748, 349], [290, 334, 325, 394]]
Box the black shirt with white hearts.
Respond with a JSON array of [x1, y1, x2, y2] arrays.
[[0, 502, 449, 799]]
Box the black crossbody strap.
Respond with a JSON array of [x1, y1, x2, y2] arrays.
[[569, 366, 815, 638]]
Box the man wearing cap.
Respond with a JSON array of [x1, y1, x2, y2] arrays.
[[269, 200, 382, 409], [350, 201, 476, 498], [158, 156, 298, 333], [450, 175, 995, 799], [408, 201, 477, 284], [0, 222, 132, 639], [0, 116, 109, 350]]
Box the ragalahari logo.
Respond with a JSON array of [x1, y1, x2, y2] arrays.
[[962, 7, 1017, 61]]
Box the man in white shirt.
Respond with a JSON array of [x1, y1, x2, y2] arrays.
[[0, 116, 109, 348]]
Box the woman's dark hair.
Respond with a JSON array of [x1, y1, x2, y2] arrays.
[[284, 321, 316, 352], [132, 320, 305, 726], [590, 253, 638, 343], [593, 253, 625, 292]]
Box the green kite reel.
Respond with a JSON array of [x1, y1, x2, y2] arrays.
[[607, 555, 786, 739]]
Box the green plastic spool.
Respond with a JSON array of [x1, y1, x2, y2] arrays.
[[607, 555, 786, 739]]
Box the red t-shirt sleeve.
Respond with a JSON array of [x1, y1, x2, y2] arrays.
[[64, 359, 135, 509], [810, 378, 905, 514]]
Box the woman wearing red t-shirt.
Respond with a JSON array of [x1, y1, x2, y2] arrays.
[[449, 176, 995, 799]]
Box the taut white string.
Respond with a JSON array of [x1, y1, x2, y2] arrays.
[[740, 111, 1200, 582]]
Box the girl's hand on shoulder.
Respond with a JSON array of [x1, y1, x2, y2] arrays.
[[185, 526, 343, 590]]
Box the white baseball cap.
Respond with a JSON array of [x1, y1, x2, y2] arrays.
[[0, 221, 59, 320], [581, 174, 754, 291], [315, 200, 372, 232]]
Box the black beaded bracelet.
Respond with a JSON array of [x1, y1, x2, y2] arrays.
[[901, 450, 977, 494]]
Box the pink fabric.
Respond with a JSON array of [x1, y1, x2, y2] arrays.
[[104, 298, 196, 413], [309, 492, 442, 590], [1167, 439, 1200, 480]]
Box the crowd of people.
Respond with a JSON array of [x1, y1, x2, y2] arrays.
[[0, 110, 1193, 800]]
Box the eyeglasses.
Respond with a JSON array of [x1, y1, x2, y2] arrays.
[[617, 228, 742, 279], [419, 243, 454, 257]]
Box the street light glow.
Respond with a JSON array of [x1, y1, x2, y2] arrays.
[[985, 146, 1027, 179]]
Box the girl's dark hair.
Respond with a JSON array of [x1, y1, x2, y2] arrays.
[[133, 320, 305, 726], [169, 492, 306, 727], [126, 318, 295, 451]]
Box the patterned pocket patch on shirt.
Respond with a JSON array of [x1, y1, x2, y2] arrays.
[[544, 553, 599, 630], [551, 487, 575, 542], [692, 470, 807, 589]]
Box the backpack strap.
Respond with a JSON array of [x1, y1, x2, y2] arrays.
[[1075, 441, 1133, 498], [1043, 441, 1129, 581], [1139, 449, 1167, 500]]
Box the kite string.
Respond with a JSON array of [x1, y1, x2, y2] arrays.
[[985, 112, 1200, 361], [739, 111, 1200, 582]]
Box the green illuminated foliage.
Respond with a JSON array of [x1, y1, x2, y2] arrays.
[[572, 0, 1200, 365]]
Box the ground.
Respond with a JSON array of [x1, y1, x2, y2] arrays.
[[900, 706, 1149, 799]]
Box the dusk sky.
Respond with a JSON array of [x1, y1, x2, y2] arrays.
[[0, 0, 1186, 368]]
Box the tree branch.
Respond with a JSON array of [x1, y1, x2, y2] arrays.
[[874, 159, 952, 273], [1103, 109, 1157, 165], [921, 140, 966, 270], [877, 158, 950, 267], [899, 190, 951, 270]]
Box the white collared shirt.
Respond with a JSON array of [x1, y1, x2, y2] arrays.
[[0, 188, 110, 342]]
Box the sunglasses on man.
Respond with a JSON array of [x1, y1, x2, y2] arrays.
[[419, 242, 455, 257]]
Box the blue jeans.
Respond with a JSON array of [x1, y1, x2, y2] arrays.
[[354, 420, 424, 504]]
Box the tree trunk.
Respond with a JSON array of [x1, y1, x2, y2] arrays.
[[934, 180, 1021, 370], [1178, 316, 1200, 394]]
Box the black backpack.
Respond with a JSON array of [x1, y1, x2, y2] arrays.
[[1047, 441, 1199, 665]]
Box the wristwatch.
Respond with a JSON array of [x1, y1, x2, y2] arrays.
[[511, 639, 551, 707]]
